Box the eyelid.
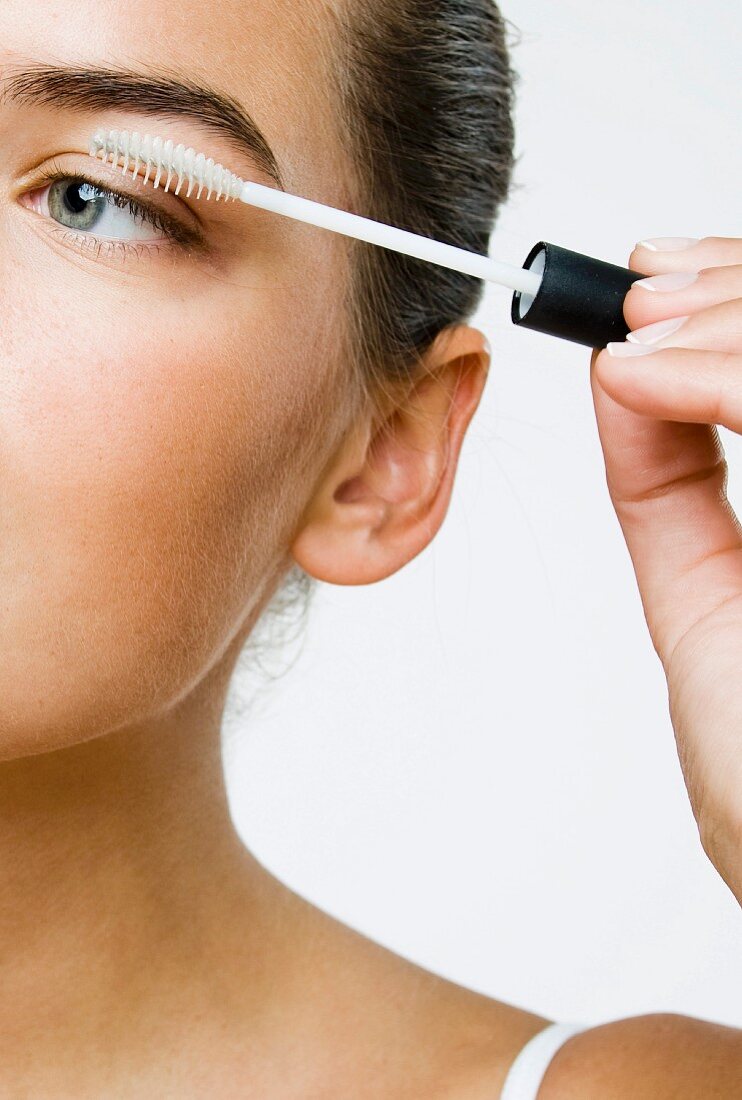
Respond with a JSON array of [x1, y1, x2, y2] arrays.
[[21, 152, 205, 240], [45, 222, 177, 268]]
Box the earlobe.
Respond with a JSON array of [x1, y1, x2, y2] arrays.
[[291, 325, 490, 586]]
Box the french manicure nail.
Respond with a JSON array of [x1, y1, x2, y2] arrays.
[[626, 315, 689, 345], [605, 342, 658, 358], [633, 272, 700, 292], [637, 237, 700, 252]]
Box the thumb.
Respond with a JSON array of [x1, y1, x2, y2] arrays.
[[589, 347, 742, 665]]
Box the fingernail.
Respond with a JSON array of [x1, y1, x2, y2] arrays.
[[633, 272, 700, 292], [483, 336, 492, 356], [626, 315, 689, 345], [605, 342, 658, 357], [637, 237, 700, 251]]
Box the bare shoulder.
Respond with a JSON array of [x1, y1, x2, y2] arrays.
[[239, 879, 742, 1098], [539, 1013, 742, 1100]]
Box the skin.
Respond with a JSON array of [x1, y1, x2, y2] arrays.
[[0, 0, 739, 1094], [591, 238, 742, 908]]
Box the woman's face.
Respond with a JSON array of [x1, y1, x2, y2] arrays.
[[0, 0, 356, 756]]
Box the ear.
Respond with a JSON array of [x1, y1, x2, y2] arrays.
[[290, 325, 491, 585]]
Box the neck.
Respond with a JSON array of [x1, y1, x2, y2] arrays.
[[0, 653, 293, 1080]]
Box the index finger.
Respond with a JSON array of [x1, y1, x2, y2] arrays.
[[630, 236, 742, 275]]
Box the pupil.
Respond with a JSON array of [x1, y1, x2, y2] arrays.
[[64, 182, 95, 214]]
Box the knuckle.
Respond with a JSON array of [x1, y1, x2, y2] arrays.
[[698, 805, 742, 879], [715, 352, 742, 422], [698, 807, 726, 867], [609, 459, 727, 508]]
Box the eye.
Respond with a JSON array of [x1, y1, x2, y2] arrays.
[[24, 176, 175, 242]]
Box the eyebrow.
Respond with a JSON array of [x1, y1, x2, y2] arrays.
[[1, 62, 284, 189]]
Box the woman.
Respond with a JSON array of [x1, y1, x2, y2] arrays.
[[1, 0, 740, 1095]]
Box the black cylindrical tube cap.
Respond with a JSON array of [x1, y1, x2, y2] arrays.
[[511, 241, 644, 348]]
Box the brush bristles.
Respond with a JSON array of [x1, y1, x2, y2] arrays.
[[88, 130, 245, 202]]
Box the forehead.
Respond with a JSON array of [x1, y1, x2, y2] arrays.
[[0, 0, 349, 199]]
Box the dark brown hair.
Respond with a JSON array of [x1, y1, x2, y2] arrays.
[[228, 2, 518, 701], [337, 0, 518, 398]]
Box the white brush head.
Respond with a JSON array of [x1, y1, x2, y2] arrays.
[[88, 129, 245, 202]]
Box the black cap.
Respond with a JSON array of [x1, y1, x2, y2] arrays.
[[511, 241, 644, 348]]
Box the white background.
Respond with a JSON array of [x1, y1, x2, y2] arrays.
[[224, 0, 742, 1027]]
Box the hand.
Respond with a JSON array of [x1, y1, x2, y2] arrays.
[[590, 236, 742, 904]]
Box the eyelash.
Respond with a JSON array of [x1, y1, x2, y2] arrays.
[[27, 159, 204, 261]]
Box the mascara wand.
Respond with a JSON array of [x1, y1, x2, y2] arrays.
[[90, 130, 642, 350]]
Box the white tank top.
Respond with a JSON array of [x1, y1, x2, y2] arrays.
[[499, 1022, 588, 1100]]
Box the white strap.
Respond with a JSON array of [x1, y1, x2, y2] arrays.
[[499, 1022, 588, 1100]]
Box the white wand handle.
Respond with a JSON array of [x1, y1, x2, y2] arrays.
[[240, 181, 542, 298]]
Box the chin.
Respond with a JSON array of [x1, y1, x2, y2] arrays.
[[0, 619, 164, 763]]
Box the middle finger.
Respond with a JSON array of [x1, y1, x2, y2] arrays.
[[624, 264, 742, 333], [625, 297, 742, 354]]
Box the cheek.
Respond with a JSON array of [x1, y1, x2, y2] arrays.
[[0, 268, 333, 756]]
